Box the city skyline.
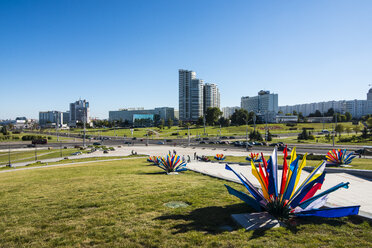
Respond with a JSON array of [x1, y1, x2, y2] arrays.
[[1, 1, 371, 119]]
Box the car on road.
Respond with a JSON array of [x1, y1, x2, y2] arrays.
[[277, 146, 291, 152], [166, 139, 173, 142], [208, 141, 216, 144], [103, 150, 109, 154], [124, 141, 131, 144], [157, 141, 165, 145], [71, 152, 82, 155], [199, 141, 207, 144], [229, 136, 236, 139], [221, 136, 228, 139], [93, 142, 101, 146], [202, 137, 209, 140]]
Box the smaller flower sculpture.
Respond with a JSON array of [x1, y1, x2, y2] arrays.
[[147, 156, 160, 165], [157, 154, 187, 173], [326, 149, 356, 166], [246, 153, 263, 163], [215, 154, 226, 160]]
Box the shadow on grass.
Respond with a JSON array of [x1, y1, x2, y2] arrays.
[[154, 203, 253, 234], [138, 171, 167, 175], [250, 214, 371, 240]]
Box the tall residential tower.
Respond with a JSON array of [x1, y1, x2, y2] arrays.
[[179, 69, 220, 121]]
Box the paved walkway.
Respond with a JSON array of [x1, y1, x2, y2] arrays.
[[187, 162, 372, 219]]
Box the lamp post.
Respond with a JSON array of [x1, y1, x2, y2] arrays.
[[8, 144, 11, 167]]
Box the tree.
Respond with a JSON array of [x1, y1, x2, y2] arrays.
[[205, 107, 222, 126], [249, 130, 263, 141], [218, 117, 230, 127], [298, 129, 309, 140], [325, 108, 334, 117], [178, 120, 183, 127], [0, 126, 8, 135], [367, 117, 372, 128], [167, 118, 173, 129], [266, 130, 272, 141], [353, 125, 361, 135], [196, 116, 204, 126], [335, 124, 344, 137], [154, 114, 160, 127], [345, 127, 352, 135], [159, 119, 165, 129], [230, 109, 249, 126], [345, 112, 352, 122], [362, 127, 369, 139]]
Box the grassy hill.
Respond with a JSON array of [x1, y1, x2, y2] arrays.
[[0, 158, 371, 247]]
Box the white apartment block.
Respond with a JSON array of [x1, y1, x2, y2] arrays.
[[279, 88, 372, 118], [241, 90, 278, 122], [222, 106, 240, 119]]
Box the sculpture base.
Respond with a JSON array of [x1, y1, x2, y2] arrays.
[[231, 212, 285, 230]]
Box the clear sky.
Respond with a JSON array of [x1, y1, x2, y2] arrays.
[[1, 0, 371, 119]]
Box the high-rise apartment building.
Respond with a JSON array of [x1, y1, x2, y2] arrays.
[[241, 90, 278, 123], [39, 111, 63, 127], [69, 99, 90, 127], [204, 83, 220, 111], [179, 69, 220, 121]]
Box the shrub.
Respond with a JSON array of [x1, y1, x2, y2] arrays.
[[47, 136, 52, 140]]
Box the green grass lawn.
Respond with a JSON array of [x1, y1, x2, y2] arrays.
[[0, 148, 88, 166], [0, 132, 74, 143], [209, 156, 372, 170], [44, 122, 364, 139], [0, 158, 371, 247]]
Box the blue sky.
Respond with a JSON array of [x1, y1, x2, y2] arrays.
[[1, 0, 371, 119]]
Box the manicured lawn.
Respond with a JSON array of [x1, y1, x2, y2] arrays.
[[0, 148, 88, 166], [47, 122, 364, 138], [0, 158, 371, 247], [0, 132, 74, 143]]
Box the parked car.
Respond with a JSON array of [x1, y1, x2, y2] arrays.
[[124, 141, 131, 144], [199, 141, 207, 144], [103, 150, 109, 154], [221, 136, 228, 139], [166, 139, 173, 142], [202, 137, 209, 140], [71, 152, 82, 155], [229, 136, 236, 139], [208, 141, 216, 144], [157, 141, 165, 145], [93, 142, 101, 146]]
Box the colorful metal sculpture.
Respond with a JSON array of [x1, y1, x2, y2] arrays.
[[215, 154, 226, 160], [246, 153, 262, 163], [225, 147, 359, 219], [326, 149, 356, 166], [157, 154, 187, 173], [147, 156, 160, 165]]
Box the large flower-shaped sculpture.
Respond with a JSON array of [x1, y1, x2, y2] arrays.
[[215, 154, 226, 160], [246, 153, 262, 163], [147, 156, 160, 165], [326, 149, 356, 167], [157, 154, 187, 173], [225, 146, 359, 219]]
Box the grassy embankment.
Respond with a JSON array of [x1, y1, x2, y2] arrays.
[[46, 122, 364, 139], [0, 158, 371, 247]]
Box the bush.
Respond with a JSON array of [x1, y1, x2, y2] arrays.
[[171, 132, 179, 136], [286, 123, 297, 127], [289, 127, 297, 130], [12, 136, 20, 140], [47, 136, 52, 140]]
